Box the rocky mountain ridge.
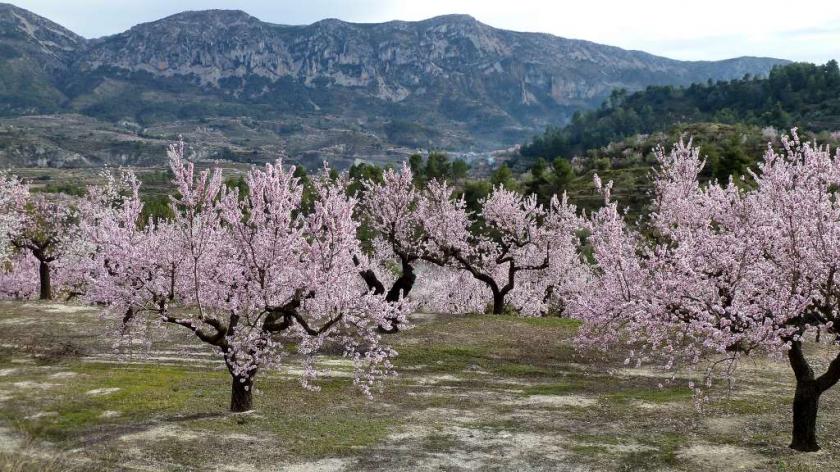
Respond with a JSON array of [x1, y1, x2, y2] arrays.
[[0, 3, 789, 167]]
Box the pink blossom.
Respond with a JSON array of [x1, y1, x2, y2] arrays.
[[85, 143, 411, 411]]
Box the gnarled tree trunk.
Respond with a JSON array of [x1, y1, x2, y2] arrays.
[[225, 348, 258, 413], [356, 254, 417, 333]]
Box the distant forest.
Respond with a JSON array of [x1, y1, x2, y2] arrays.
[[521, 61, 840, 160]]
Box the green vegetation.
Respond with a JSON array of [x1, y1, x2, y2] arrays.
[[408, 151, 469, 186], [605, 386, 694, 405], [139, 195, 174, 224], [521, 61, 840, 161], [513, 61, 840, 216], [30, 182, 86, 197], [0, 364, 209, 443]]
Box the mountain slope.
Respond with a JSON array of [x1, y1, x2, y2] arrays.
[[0, 5, 789, 167], [0, 3, 84, 114], [74, 11, 785, 129]]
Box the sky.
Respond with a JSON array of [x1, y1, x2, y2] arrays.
[[11, 0, 840, 63]]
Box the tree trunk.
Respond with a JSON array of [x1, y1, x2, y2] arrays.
[[230, 374, 254, 412], [491, 291, 505, 315], [377, 261, 417, 334], [386, 262, 416, 303], [38, 260, 51, 300], [790, 379, 821, 452]]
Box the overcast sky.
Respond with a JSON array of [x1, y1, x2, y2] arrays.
[[11, 0, 840, 63]]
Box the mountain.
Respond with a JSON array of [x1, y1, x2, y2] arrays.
[[0, 4, 788, 168], [0, 3, 84, 114]]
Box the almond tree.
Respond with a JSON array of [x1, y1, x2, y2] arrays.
[[1, 174, 81, 301], [747, 132, 840, 451], [410, 262, 489, 314], [574, 134, 840, 452], [0, 172, 27, 263], [0, 252, 38, 299], [10, 194, 77, 300], [418, 180, 583, 315], [356, 164, 423, 330], [85, 144, 410, 412]]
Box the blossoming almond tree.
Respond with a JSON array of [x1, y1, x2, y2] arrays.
[[10, 194, 77, 300], [574, 134, 840, 452], [356, 164, 423, 331], [1, 174, 87, 301], [0, 173, 31, 298], [747, 132, 840, 451], [411, 262, 489, 315], [85, 144, 411, 412], [0, 172, 27, 264], [418, 180, 584, 315]]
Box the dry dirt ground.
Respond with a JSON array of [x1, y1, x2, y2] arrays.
[[0, 301, 838, 471]]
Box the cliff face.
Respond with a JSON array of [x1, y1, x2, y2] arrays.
[[79, 11, 783, 108], [0, 5, 788, 167]]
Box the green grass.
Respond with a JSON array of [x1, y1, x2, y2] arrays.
[[605, 386, 694, 404], [621, 432, 686, 470], [717, 395, 786, 415], [197, 377, 396, 458], [0, 363, 397, 467], [395, 345, 488, 371], [493, 362, 554, 377], [0, 363, 223, 443], [515, 316, 582, 329]]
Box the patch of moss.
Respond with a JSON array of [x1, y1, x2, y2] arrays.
[[717, 396, 784, 415], [187, 376, 396, 459], [570, 444, 610, 456], [420, 431, 459, 452]]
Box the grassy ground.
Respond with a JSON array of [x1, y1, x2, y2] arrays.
[[0, 302, 838, 471]]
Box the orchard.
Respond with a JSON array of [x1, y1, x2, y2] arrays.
[[2, 131, 840, 461]]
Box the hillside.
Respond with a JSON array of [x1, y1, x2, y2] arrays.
[[0, 3, 83, 115], [0, 3, 787, 168], [520, 61, 840, 161]]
